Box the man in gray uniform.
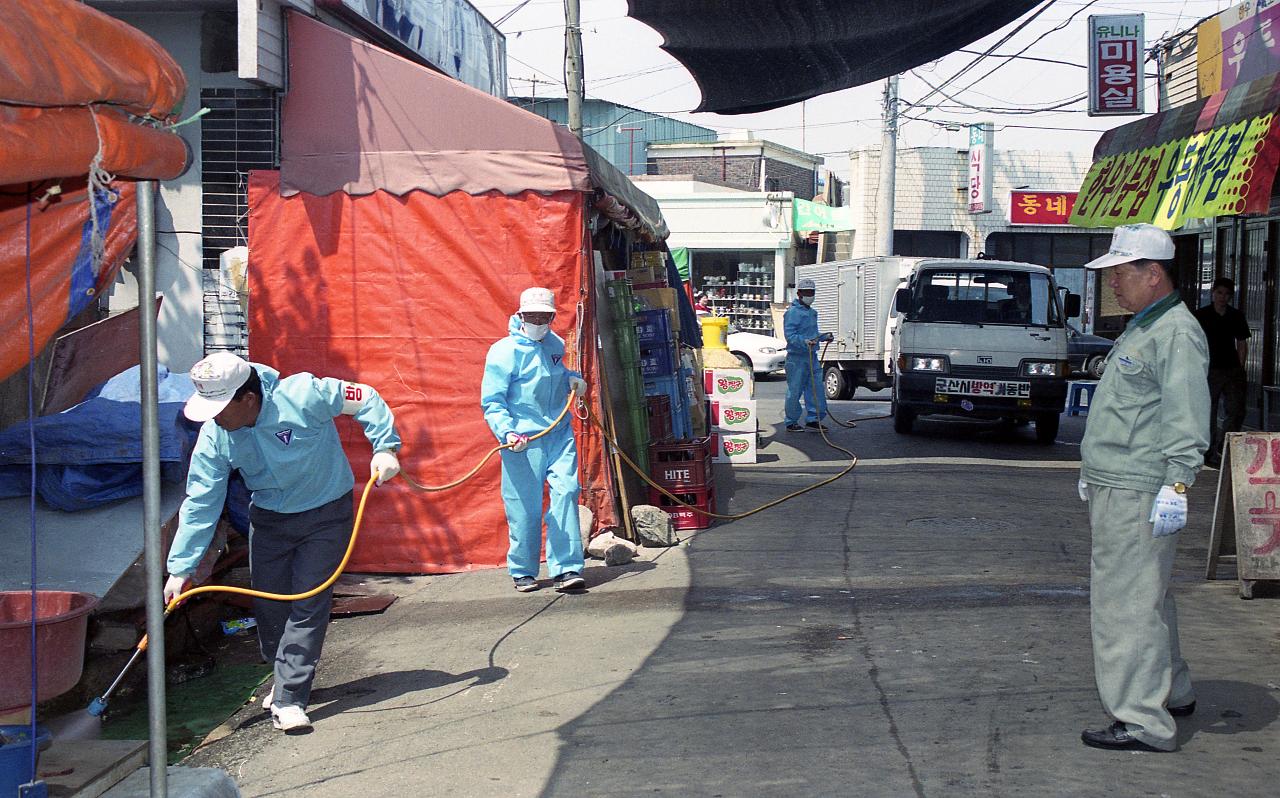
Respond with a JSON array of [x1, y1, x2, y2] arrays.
[[1077, 224, 1210, 752]]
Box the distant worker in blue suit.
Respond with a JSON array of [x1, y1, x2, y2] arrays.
[[165, 352, 401, 733], [482, 287, 589, 593], [784, 277, 834, 432]]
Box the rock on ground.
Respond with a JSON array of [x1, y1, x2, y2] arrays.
[[631, 505, 677, 547]]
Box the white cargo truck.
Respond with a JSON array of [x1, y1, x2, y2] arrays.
[[889, 258, 1080, 444], [795, 257, 920, 399]]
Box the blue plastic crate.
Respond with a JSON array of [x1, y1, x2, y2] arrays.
[[639, 344, 677, 379], [635, 308, 672, 347], [644, 374, 691, 440]]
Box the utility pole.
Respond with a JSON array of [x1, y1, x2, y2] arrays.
[[564, 0, 584, 137], [876, 74, 899, 257]]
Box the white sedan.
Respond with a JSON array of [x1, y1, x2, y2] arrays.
[[726, 324, 787, 376]]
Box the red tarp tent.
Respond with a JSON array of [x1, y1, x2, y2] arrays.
[[248, 13, 666, 572]]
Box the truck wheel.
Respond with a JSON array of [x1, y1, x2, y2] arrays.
[[1035, 413, 1059, 445], [1087, 356, 1106, 380], [824, 366, 853, 400], [892, 393, 915, 434]]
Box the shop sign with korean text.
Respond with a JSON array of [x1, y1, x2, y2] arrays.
[[1009, 191, 1078, 225], [967, 123, 993, 214], [1073, 70, 1280, 230], [792, 198, 855, 232], [1088, 14, 1144, 116], [1197, 1, 1280, 98]]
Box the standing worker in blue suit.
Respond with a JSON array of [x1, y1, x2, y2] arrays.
[[164, 352, 401, 733], [482, 287, 589, 593], [784, 278, 834, 432]]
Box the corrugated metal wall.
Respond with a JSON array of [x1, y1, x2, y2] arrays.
[[511, 97, 717, 175]]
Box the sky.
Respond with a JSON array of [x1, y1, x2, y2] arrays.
[[472, 0, 1237, 180]]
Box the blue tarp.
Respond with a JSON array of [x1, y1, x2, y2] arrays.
[[0, 365, 197, 510]]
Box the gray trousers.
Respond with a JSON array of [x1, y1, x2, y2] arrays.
[[1207, 367, 1247, 457], [1087, 484, 1194, 750], [249, 491, 353, 709]]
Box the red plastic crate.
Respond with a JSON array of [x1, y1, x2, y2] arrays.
[[645, 394, 673, 442], [650, 455, 713, 490], [649, 436, 712, 466], [647, 485, 715, 530]]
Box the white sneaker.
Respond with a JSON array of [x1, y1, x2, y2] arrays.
[[262, 685, 273, 711], [271, 704, 311, 732]]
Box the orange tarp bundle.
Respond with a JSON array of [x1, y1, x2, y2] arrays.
[[0, 181, 140, 383], [248, 171, 615, 572]]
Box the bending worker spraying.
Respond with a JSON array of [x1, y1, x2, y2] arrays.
[[482, 287, 588, 593], [164, 352, 402, 732], [784, 277, 834, 432]]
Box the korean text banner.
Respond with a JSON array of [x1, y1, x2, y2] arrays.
[[792, 198, 855, 232], [1070, 112, 1280, 230]]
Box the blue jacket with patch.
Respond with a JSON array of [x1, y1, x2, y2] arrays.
[[167, 365, 399, 576], [783, 300, 820, 357]]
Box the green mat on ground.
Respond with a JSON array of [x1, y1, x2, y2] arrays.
[[101, 663, 271, 763]]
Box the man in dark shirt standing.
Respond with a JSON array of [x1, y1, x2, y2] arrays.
[[1194, 278, 1250, 467]]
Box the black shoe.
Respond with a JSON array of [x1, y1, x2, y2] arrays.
[[805, 421, 829, 432], [1168, 701, 1196, 717], [513, 576, 540, 592], [554, 571, 586, 591], [1080, 721, 1169, 752], [785, 423, 805, 432]]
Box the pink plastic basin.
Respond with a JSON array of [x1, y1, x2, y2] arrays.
[[0, 591, 98, 713]]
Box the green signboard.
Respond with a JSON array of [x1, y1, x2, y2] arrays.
[[792, 198, 855, 232]]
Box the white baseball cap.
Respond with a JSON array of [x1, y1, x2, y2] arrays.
[[518, 287, 556, 314], [1083, 223, 1175, 270], [797, 278, 816, 292], [184, 351, 252, 422]]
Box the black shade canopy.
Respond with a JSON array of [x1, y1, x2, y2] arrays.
[[626, 0, 1042, 114]]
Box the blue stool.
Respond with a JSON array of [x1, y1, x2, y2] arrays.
[[1066, 381, 1097, 416]]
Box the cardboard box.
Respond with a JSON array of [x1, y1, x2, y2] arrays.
[[635, 287, 680, 332], [711, 432, 758, 464], [709, 399, 757, 433], [703, 367, 753, 399], [630, 250, 666, 270]]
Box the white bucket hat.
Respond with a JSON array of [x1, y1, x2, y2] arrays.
[[1083, 223, 1175, 270], [184, 351, 252, 422], [518, 287, 556, 314]]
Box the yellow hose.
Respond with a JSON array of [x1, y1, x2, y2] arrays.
[[142, 393, 579, 649]]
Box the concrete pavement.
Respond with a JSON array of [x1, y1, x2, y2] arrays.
[[186, 379, 1279, 797]]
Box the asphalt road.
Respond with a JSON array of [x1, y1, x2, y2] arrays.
[[186, 377, 1279, 797]]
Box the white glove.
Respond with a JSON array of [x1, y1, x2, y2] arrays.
[[164, 574, 188, 605], [506, 432, 529, 453], [371, 450, 400, 486], [1149, 486, 1187, 538], [569, 376, 588, 397], [1078, 480, 1088, 502]]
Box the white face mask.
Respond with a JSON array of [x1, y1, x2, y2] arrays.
[[799, 295, 814, 306], [521, 322, 550, 341]]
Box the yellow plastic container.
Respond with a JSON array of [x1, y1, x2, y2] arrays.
[[700, 316, 729, 350]]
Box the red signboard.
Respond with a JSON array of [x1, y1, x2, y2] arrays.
[[1088, 14, 1144, 116], [1009, 191, 1078, 225]]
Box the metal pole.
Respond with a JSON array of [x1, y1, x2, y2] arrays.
[[876, 75, 899, 257], [565, 0, 584, 137], [136, 180, 167, 798]]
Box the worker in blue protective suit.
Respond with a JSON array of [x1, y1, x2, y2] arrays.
[[783, 277, 834, 432], [163, 352, 401, 733], [481, 287, 588, 593]]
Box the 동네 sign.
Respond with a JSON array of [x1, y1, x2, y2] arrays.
[[1197, 1, 1280, 98], [1207, 432, 1280, 598], [1088, 14, 1145, 115], [1009, 191, 1078, 225], [792, 198, 855, 232], [1069, 68, 1280, 231], [967, 123, 993, 214]]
